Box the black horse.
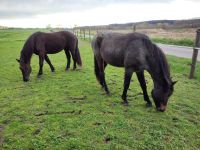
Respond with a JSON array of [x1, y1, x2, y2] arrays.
[[16, 31, 82, 82], [92, 32, 176, 112]]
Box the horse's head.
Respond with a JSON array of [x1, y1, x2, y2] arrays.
[[151, 81, 177, 112], [16, 59, 32, 82]]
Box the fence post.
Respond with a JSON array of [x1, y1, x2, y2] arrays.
[[80, 29, 82, 38], [83, 29, 85, 40], [89, 28, 91, 40], [189, 29, 200, 79], [133, 24, 136, 32]]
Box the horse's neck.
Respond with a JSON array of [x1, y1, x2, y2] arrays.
[[149, 59, 170, 89], [20, 49, 33, 64], [149, 44, 171, 89]]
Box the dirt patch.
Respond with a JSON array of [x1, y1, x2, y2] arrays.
[[32, 129, 41, 136], [93, 122, 102, 126], [104, 136, 111, 143], [35, 110, 82, 116], [69, 96, 87, 100]]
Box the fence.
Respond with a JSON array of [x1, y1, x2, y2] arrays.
[[72, 28, 103, 40], [72, 26, 137, 41], [72, 27, 199, 79]]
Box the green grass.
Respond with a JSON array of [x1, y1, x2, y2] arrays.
[[0, 29, 200, 149], [152, 38, 194, 47]]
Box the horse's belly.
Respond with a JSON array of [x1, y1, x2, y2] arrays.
[[46, 48, 63, 54], [101, 51, 124, 67], [45, 45, 64, 54]]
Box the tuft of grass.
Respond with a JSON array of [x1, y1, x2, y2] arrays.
[[152, 37, 194, 47], [0, 29, 200, 149]]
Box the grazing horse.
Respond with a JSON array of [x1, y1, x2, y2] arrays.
[[16, 31, 82, 82], [92, 32, 176, 112]]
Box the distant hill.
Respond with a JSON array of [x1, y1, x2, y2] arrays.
[[77, 19, 200, 30]]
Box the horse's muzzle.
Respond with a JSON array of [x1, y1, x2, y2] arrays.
[[156, 104, 166, 112], [23, 78, 29, 82]]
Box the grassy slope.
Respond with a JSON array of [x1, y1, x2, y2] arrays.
[[0, 29, 200, 150]]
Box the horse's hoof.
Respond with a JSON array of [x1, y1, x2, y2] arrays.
[[37, 75, 42, 78], [106, 91, 110, 96], [121, 101, 129, 106], [146, 102, 152, 108]]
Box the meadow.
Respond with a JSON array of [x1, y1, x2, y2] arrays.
[[0, 29, 200, 149]]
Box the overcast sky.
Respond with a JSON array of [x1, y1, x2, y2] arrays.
[[0, 0, 199, 28]]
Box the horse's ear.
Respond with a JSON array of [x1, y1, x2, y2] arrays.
[[16, 59, 20, 63], [172, 81, 178, 86]]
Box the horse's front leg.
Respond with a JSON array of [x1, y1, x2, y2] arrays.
[[38, 55, 45, 78], [121, 68, 133, 106], [136, 71, 152, 107]]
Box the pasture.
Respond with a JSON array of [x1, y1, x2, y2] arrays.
[[0, 29, 200, 149]]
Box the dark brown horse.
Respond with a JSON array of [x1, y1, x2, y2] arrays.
[[16, 31, 82, 82], [92, 32, 176, 112]]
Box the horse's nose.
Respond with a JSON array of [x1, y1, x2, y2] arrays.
[[23, 78, 29, 82], [157, 104, 166, 112]]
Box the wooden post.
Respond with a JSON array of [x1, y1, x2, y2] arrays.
[[133, 24, 136, 32], [83, 29, 85, 40], [89, 28, 91, 40], [189, 29, 200, 79], [77, 30, 80, 37]]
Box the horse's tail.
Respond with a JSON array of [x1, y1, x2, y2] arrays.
[[75, 40, 82, 66], [92, 34, 103, 83], [94, 55, 100, 83]]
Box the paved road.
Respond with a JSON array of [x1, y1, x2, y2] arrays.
[[157, 43, 200, 61]]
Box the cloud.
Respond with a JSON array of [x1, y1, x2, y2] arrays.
[[0, 0, 174, 18]]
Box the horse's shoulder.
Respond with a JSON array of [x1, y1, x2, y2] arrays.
[[29, 32, 44, 40], [127, 32, 149, 40]]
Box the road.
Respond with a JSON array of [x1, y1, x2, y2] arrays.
[[79, 33, 200, 61], [157, 43, 200, 61]]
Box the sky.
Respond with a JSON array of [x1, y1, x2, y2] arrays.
[[0, 0, 199, 28]]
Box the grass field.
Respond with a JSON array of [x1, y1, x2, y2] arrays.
[[0, 29, 200, 149]]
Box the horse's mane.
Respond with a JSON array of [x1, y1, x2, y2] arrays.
[[20, 34, 35, 64], [143, 38, 171, 86]]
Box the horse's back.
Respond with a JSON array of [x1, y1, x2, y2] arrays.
[[93, 32, 151, 68], [32, 31, 77, 54]]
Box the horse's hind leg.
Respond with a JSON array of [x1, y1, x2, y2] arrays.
[[45, 55, 55, 72], [121, 68, 133, 105], [64, 49, 71, 70], [136, 71, 152, 107], [98, 59, 110, 94], [38, 54, 45, 78]]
